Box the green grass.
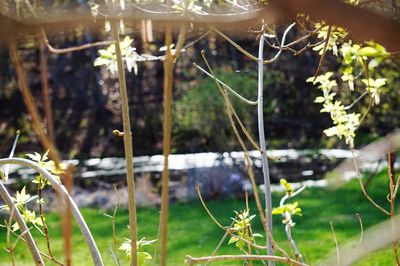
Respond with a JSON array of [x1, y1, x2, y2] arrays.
[[0, 170, 397, 265]]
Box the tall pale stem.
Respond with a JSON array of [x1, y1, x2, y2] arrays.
[[110, 20, 138, 266], [257, 31, 274, 264]]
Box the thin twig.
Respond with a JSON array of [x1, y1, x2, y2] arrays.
[[196, 186, 225, 229], [204, 221, 234, 266], [37, 176, 55, 259], [197, 53, 266, 231], [193, 63, 258, 105], [264, 23, 296, 64], [185, 254, 308, 266], [109, 244, 120, 266], [173, 23, 188, 59], [210, 26, 258, 61], [9, 230, 65, 266], [355, 213, 364, 244], [5, 130, 20, 181], [196, 186, 267, 250], [0, 179, 44, 265], [344, 91, 369, 110], [351, 149, 390, 215], [279, 185, 306, 262], [46, 39, 115, 54], [5, 207, 16, 266], [313, 25, 332, 80], [197, 56, 262, 152], [182, 30, 211, 50], [329, 219, 340, 266], [112, 185, 121, 265]]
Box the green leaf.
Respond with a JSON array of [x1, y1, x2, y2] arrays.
[[357, 46, 380, 57], [228, 236, 238, 244], [272, 206, 285, 215], [26, 152, 41, 162]]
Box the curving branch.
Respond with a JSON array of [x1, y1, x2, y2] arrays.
[[350, 149, 390, 215], [0, 158, 104, 266], [193, 63, 258, 105], [264, 23, 296, 64], [0, 179, 44, 265]]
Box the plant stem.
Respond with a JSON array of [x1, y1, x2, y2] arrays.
[[159, 17, 175, 265], [351, 149, 390, 215], [37, 177, 55, 259], [257, 25, 274, 263], [0, 158, 103, 265], [39, 40, 55, 142], [8, 39, 60, 163], [0, 181, 44, 265], [10, 37, 73, 264], [185, 254, 308, 266], [329, 219, 340, 266], [110, 20, 138, 266], [388, 152, 400, 265]]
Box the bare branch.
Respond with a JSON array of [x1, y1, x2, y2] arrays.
[[0, 158, 104, 266], [185, 254, 308, 265]]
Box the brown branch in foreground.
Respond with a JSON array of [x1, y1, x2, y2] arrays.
[[267, 0, 400, 52], [39, 40, 54, 142], [10, 36, 74, 266], [185, 254, 308, 266], [159, 20, 174, 266], [159, 11, 187, 266], [61, 165, 74, 266], [8, 39, 60, 163]]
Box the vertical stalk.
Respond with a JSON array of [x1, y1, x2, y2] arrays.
[[159, 21, 174, 266], [110, 20, 138, 266], [8, 40, 59, 163], [10, 37, 73, 264], [257, 29, 274, 263], [39, 41, 55, 142]]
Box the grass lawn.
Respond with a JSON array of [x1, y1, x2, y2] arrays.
[[0, 170, 396, 265]]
